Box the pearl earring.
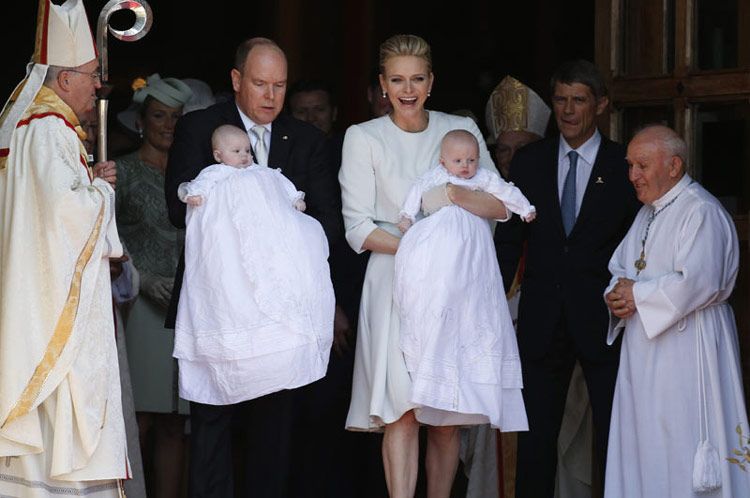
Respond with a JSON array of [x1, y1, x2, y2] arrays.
[[427, 91, 431, 97], [382, 91, 387, 98]]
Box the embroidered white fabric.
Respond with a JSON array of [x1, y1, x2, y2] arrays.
[[394, 182, 528, 430], [174, 165, 333, 404]]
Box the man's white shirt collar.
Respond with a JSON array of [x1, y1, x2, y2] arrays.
[[559, 129, 601, 165], [236, 105, 272, 136], [556, 129, 602, 212]]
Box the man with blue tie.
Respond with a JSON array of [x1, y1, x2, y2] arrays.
[[495, 60, 640, 498]]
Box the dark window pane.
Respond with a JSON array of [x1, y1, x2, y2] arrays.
[[621, 0, 675, 75], [695, 0, 739, 70], [621, 105, 674, 143], [695, 101, 750, 214]]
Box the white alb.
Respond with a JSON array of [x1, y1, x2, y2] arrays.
[[604, 175, 750, 498]]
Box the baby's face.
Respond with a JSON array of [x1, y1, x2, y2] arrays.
[[216, 134, 253, 167], [440, 140, 479, 179]]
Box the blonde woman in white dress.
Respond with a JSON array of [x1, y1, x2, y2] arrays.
[[339, 34, 509, 498]]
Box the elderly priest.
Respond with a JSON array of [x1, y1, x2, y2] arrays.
[[604, 125, 750, 498]]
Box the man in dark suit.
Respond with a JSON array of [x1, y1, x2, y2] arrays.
[[164, 37, 341, 498], [495, 60, 640, 498], [286, 79, 389, 498]]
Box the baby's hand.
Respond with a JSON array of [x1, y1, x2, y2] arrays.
[[397, 217, 413, 234], [294, 199, 306, 212], [186, 195, 203, 207], [522, 207, 537, 223]]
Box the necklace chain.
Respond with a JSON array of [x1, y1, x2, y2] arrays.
[[634, 185, 689, 275]]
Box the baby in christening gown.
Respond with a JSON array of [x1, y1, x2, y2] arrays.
[[178, 124, 306, 210], [173, 124, 334, 405], [393, 129, 533, 430]]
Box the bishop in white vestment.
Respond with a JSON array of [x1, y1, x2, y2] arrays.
[[604, 125, 750, 498], [0, 1, 128, 496]]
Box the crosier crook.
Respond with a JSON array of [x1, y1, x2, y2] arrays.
[[95, 0, 153, 162]]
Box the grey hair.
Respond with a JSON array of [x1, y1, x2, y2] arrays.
[[662, 132, 687, 164], [234, 37, 284, 73], [635, 124, 688, 165], [550, 59, 607, 99], [43, 65, 69, 85]]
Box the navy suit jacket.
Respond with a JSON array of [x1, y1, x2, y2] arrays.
[[163, 100, 342, 328], [495, 134, 640, 361]]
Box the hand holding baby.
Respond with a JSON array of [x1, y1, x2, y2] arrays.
[[186, 195, 203, 207], [421, 184, 452, 216], [522, 208, 537, 222], [397, 216, 413, 233]]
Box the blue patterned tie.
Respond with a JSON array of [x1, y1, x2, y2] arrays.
[[561, 150, 578, 236]]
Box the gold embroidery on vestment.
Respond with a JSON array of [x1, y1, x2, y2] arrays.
[[1, 192, 105, 428]]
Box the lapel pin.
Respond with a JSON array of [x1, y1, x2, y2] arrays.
[[282, 135, 288, 140], [596, 176, 604, 184]]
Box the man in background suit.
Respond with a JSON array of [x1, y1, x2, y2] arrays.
[[495, 60, 640, 498], [164, 37, 340, 498]]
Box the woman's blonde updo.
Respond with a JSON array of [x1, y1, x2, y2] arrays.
[[379, 34, 432, 74]]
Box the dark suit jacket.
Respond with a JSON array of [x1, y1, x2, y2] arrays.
[[495, 134, 640, 361], [324, 132, 369, 325], [163, 100, 342, 327]]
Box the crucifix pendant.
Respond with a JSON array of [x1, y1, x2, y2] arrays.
[[634, 250, 646, 274]]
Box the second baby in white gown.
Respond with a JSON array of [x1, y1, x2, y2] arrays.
[[394, 129, 533, 430], [174, 124, 334, 405]]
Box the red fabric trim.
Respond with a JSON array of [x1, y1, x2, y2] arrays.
[[40, 0, 50, 64], [17, 112, 77, 134], [80, 155, 93, 181], [0, 148, 9, 158], [90, 27, 98, 58], [15, 112, 92, 181]]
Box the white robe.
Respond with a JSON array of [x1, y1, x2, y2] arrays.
[[174, 164, 334, 405], [0, 87, 127, 496], [604, 175, 750, 498]]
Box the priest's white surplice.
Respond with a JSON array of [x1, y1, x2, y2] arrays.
[[604, 175, 750, 498], [0, 87, 128, 497]]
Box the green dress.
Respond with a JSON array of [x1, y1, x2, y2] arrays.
[[115, 151, 189, 414]]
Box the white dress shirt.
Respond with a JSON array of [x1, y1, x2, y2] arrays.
[[557, 129, 601, 216], [237, 105, 272, 162]]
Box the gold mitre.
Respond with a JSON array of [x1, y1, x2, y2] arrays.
[[485, 76, 551, 140], [33, 0, 97, 67]]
